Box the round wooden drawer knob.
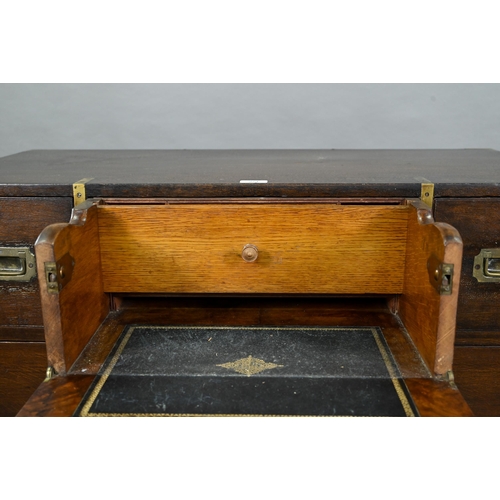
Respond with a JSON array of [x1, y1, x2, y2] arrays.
[[242, 244, 258, 262]]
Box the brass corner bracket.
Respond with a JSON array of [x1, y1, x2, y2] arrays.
[[419, 177, 434, 208], [73, 178, 94, 207]]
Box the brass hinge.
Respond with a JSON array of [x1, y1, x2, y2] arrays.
[[419, 180, 434, 209], [73, 178, 94, 207], [44, 253, 75, 294], [427, 254, 454, 295]]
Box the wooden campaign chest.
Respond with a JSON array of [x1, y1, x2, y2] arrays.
[[1, 149, 499, 416]]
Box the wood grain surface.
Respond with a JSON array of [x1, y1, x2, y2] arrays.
[[67, 297, 428, 380], [0, 197, 73, 328], [17, 297, 472, 417], [35, 202, 109, 374], [399, 200, 463, 376], [0, 326, 45, 342], [435, 198, 500, 340], [1, 150, 500, 198], [97, 203, 409, 294], [17, 374, 96, 417], [0, 341, 47, 416], [404, 378, 474, 417], [453, 346, 500, 416]]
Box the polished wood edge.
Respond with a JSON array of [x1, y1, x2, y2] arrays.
[[35, 226, 65, 374], [435, 222, 463, 375], [399, 201, 439, 373], [34, 201, 107, 375], [69, 312, 125, 375], [0, 326, 45, 342], [405, 378, 474, 416], [87, 183, 422, 199], [18, 374, 473, 417], [17, 375, 96, 417], [100, 197, 407, 205], [455, 332, 500, 346], [400, 200, 463, 376]]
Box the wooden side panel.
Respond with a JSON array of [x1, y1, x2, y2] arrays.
[[434, 198, 500, 342], [97, 204, 409, 294], [399, 200, 463, 376], [35, 202, 108, 374], [0, 342, 47, 416]]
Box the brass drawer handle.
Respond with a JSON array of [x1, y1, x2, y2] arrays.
[[473, 248, 500, 282], [0, 246, 36, 282], [242, 244, 258, 263]]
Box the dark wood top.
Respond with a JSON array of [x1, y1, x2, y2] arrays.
[[1, 149, 499, 197]]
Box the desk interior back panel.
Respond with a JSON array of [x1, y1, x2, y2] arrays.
[[97, 204, 409, 294]]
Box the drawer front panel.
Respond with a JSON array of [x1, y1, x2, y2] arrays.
[[0, 197, 72, 329], [435, 198, 500, 341], [98, 204, 409, 294], [453, 346, 500, 416], [0, 341, 47, 416]]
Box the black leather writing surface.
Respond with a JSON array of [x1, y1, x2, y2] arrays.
[[75, 326, 418, 417]]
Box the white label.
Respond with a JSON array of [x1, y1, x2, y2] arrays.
[[239, 180, 268, 184]]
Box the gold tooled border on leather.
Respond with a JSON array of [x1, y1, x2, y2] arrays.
[[371, 328, 415, 417], [78, 326, 416, 417]]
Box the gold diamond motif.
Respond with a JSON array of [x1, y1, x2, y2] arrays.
[[217, 355, 283, 376]]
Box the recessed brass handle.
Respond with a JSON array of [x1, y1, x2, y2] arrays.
[[473, 248, 500, 282], [242, 244, 258, 263], [0, 247, 36, 282]]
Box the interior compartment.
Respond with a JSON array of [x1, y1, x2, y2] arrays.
[[19, 198, 471, 416]]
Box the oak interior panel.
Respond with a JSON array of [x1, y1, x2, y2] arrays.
[[97, 203, 410, 294], [399, 201, 463, 376], [36, 204, 109, 375]]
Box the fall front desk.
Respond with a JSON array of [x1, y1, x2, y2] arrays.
[[2, 150, 499, 416]]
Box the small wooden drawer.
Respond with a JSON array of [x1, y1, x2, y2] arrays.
[[97, 203, 410, 294]]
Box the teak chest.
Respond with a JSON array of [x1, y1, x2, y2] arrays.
[[1, 149, 499, 416]]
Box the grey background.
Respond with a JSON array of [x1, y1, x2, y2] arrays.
[[0, 83, 499, 159]]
